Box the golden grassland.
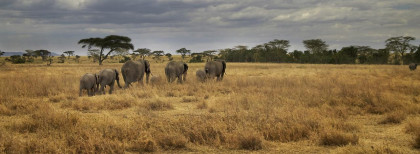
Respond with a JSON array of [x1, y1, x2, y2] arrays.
[[1, 57, 420, 153]]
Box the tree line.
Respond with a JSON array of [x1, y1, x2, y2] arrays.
[[2, 35, 418, 65], [217, 36, 419, 65]]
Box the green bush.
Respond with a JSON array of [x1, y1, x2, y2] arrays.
[[9, 55, 26, 64]]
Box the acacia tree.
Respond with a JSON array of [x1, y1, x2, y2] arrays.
[[203, 50, 217, 62], [176, 48, 191, 60], [0, 50, 4, 56], [34, 50, 51, 61], [152, 50, 164, 62], [78, 35, 134, 65], [88, 49, 100, 63], [303, 39, 329, 54], [23, 50, 35, 62], [63, 51, 75, 59], [165, 53, 173, 61], [385, 36, 416, 64], [133, 48, 151, 60]]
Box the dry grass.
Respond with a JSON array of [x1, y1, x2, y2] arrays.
[[405, 121, 420, 148], [380, 111, 407, 124], [144, 98, 173, 111], [1, 62, 420, 153], [320, 130, 359, 146], [236, 133, 263, 150]]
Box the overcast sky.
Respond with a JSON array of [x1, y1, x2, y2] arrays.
[[1, 0, 419, 55]]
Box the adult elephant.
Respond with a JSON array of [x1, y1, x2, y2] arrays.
[[409, 63, 417, 71], [165, 61, 188, 83], [205, 59, 226, 81], [121, 59, 151, 88], [98, 69, 122, 94], [79, 73, 99, 97]]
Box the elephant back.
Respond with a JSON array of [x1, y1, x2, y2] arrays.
[[409, 63, 417, 70], [205, 60, 225, 75], [122, 60, 150, 83]]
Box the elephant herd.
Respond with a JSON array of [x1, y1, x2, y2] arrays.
[[79, 59, 226, 97]]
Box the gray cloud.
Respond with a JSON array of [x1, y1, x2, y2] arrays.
[[0, 0, 419, 55]]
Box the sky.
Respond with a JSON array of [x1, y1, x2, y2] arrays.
[[0, 0, 420, 55]]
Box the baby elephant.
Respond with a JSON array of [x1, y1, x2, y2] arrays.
[[196, 69, 206, 82], [79, 73, 99, 97], [150, 75, 163, 86], [98, 69, 122, 94], [409, 63, 417, 71]]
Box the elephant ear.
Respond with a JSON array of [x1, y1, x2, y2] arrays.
[[183, 63, 188, 74], [144, 60, 151, 73]]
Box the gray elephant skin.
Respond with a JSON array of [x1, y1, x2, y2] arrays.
[[98, 69, 122, 94], [409, 63, 417, 71], [165, 61, 188, 83], [79, 73, 99, 97], [150, 75, 163, 86], [121, 60, 151, 88], [205, 60, 226, 81], [196, 69, 206, 82]]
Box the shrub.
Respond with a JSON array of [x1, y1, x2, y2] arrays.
[[184, 125, 225, 145], [9, 55, 26, 64], [263, 122, 311, 142], [119, 56, 131, 63], [238, 134, 263, 150], [379, 111, 407, 124], [156, 134, 187, 150], [415, 134, 420, 149], [182, 96, 198, 103], [196, 101, 208, 109], [320, 130, 358, 146], [145, 99, 173, 111]]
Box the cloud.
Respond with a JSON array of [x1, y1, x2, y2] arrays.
[[0, 0, 419, 54], [84, 28, 116, 34]]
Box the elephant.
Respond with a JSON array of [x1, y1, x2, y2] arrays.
[[150, 75, 163, 86], [409, 63, 417, 71], [79, 73, 99, 97], [121, 60, 151, 88], [204, 60, 226, 81], [165, 61, 188, 83], [196, 69, 206, 82], [98, 69, 122, 94]]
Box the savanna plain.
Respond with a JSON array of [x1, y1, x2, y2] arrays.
[[1, 58, 420, 153]]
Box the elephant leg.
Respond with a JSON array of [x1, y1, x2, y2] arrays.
[[183, 73, 187, 82], [216, 75, 221, 81], [90, 88, 94, 96], [177, 75, 182, 84], [139, 76, 144, 86], [109, 83, 114, 94], [124, 81, 130, 89], [91, 87, 95, 96], [100, 84, 105, 94]]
